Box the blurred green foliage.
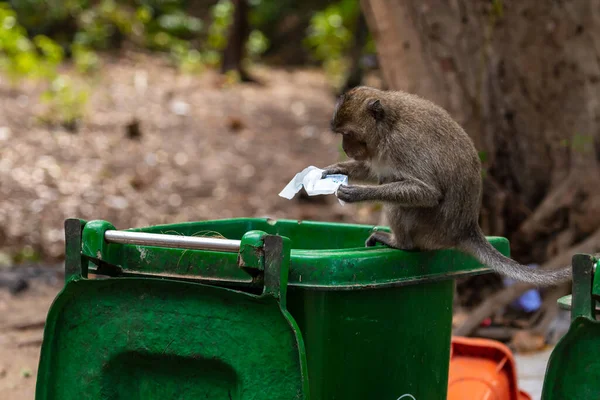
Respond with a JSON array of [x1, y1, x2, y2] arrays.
[[5, 0, 369, 74], [0, 0, 281, 124], [204, 0, 233, 66], [7, 0, 270, 71], [40, 75, 90, 129], [0, 4, 62, 81], [246, 29, 268, 60], [304, 0, 375, 87], [1, 0, 374, 119], [305, 0, 358, 62], [12, 244, 41, 264], [0, 3, 90, 126]]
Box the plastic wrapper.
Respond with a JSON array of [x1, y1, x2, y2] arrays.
[[279, 166, 348, 205]]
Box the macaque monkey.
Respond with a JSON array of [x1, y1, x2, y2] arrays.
[[323, 86, 570, 286]]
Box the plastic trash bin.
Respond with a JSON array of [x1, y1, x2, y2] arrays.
[[541, 254, 600, 400], [36, 218, 510, 400]]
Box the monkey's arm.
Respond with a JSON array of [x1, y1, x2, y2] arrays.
[[322, 160, 375, 181], [336, 179, 442, 207]]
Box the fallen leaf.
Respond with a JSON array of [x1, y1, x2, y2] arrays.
[[227, 116, 244, 132]]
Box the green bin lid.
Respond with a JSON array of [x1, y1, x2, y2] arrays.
[[82, 218, 507, 290], [36, 220, 309, 399]]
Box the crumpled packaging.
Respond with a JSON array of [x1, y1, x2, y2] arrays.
[[279, 166, 348, 205]]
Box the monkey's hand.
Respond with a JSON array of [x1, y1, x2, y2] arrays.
[[321, 166, 347, 179], [321, 161, 374, 181], [336, 185, 372, 203]]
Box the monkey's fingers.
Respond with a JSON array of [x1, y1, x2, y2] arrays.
[[322, 168, 344, 178], [336, 185, 363, 202]]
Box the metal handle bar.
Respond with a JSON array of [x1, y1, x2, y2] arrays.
[[104, 230, 241, 252]]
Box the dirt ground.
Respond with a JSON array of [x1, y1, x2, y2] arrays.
[[0, 52, 385, 262], [0, 53, 387, 399], [0, 279, 61, 399]]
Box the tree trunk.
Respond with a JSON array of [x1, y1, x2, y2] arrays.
[[221, 0, 252, 81], [340, 12, 370, 95], [361, 0, 600, 264]]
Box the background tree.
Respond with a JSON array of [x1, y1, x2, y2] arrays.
[[339, 11, 370, 94], [361, 0, 600, 335], [220, 0, 252, 81]]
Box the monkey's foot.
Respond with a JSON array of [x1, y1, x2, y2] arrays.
[[365, 232, 415, 251], [365, 231, 395, 248]]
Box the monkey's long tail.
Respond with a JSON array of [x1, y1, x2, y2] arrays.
[[458, 230, 571, 286]]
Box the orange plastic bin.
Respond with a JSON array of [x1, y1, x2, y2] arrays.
[[448, 336, 532, 400]]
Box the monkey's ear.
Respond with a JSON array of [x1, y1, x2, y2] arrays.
[[367, 99, 384, 121]]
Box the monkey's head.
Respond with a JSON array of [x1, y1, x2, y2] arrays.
[[330, 86, 385, 161]]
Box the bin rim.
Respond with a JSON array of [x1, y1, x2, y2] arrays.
[[85, 217, 507, 290]]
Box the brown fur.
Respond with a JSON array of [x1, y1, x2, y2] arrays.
[[324, 86, 571, 286]]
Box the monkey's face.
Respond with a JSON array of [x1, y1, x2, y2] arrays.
[[341, 133, 370, 160], [330, 86, 384, 161]]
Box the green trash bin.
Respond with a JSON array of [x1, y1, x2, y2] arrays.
[[36, 218, 510, 400], [541, 253, 600, 400]]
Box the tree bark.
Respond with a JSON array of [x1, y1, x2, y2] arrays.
[[361, 0, 600, 265], [340, 12, 370, 95], [221, 0, 252, 81]]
